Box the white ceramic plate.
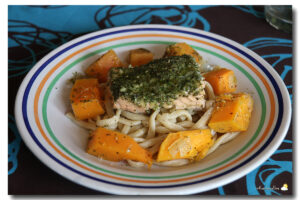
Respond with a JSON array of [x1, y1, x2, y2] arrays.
[[15, 24, 291, 195]]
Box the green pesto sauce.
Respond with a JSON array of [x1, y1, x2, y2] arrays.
[[109, 55, 203, 109]]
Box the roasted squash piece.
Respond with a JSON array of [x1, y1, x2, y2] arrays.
[[208, 93, 254, 133], [164, 43, 202, 64], [203, 68, 237, 95], [85, 50, 123, 83], [70, 79, 105, 120], [129, 48, 154, 67], [157, 129, 213, 162], [194, 137, 214, 161], [86, 127, 152, 166]]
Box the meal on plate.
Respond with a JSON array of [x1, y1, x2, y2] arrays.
[[66, 42, 254, 168]]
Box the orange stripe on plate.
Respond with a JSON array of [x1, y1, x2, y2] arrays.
[[33, 34, 275, 183]]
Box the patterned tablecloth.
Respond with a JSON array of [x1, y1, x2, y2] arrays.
[[8, 5, 293, 195]]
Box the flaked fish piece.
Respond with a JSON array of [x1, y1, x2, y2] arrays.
[[113, 92, 206, 113], [109, 55, 206, 113], [172, 94, 206, 110]]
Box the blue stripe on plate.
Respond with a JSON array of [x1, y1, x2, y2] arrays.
[[21, 27, 283, 189]]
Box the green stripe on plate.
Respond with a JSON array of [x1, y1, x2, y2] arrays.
[[42, 41, 266, 179]]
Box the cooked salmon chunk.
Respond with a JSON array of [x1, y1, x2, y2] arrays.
[[113, 91, 205, 113], [108, 55, 206, 113]]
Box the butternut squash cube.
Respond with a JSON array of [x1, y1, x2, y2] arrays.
[[195, 138, 215, 161], [129, 48, 154, 67], [86, 127, 152, 166], [164, 43, 203, 64], [85, 50, 123, 83], [208, 93, 254, 133], [70, 79, 105, 120], [157, 129, 213, 162], [203, 68, 237, 95]]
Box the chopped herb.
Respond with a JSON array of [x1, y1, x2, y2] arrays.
[[109, 55, 203, 109], [69, 72, 85, 84], [80, 99, 91, 103]]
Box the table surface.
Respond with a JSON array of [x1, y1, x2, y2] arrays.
[[8, 5, 293, 195]]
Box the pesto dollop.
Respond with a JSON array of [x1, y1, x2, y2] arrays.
[[109, 55, 203, 109]]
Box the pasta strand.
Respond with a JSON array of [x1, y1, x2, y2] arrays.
[[96, 109, 121, 129], [204, 81, 215, 100], [146, 109, 160, 139], [192, 107, 213, 129], [154, 159, 190, 167], [206, 132, 240, 156]]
